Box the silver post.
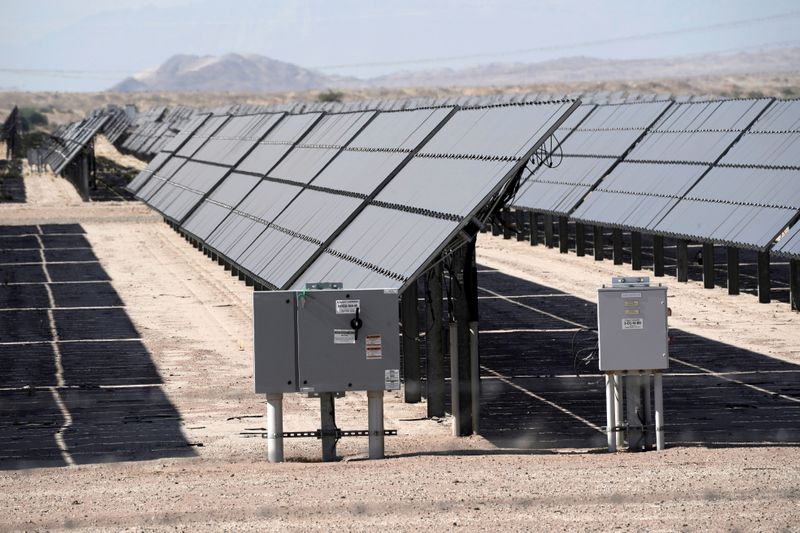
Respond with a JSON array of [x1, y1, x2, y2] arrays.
[[266, 393, 284, 463], [654, 372, 665, 451], [643, 371, 653, 450], [614, 373, 624, 449], [367, 390, 385, 459], [469, 321, 480, 434], [605, 373, 616, 452], [449, 322, 460, 436]]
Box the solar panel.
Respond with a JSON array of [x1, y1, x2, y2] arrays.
[[651, 98, 800, 249], [145, 161, 231, 222], [41, 114, 110, 175], [289, 100, 580, 290], [513, 100, 671, 216], [571, 98, 773, 234]]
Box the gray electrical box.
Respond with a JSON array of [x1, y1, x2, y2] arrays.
[[254, 287, 401, 394], [597, 277, 668, 371]]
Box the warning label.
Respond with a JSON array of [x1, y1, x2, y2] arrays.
[[336, 299, 360, 315], [622, 318, 644, 330], [385, 369, 400, 389], [366, 334, 383, 359], [334, 329, 356, 344]]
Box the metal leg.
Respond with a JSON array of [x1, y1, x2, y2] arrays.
[[426, 265, 445, 417], [605, 373, 616, 452], [320, 393, 337, 462], [613, 374, 624, 450], [625, 373, 644, 451], [654, 372, 665, 451], [367, 390, 384, 459], [677, 240, 689, 282], [643, 372, 653, 450], [266, 393, 284, 463], [703, 242, 715, 289], [653, 235, 665, 277], [594, 226, 604, 261], [469, 321, 480, 435], [449, 322, 460, 437], [758, 251, 771, 303]]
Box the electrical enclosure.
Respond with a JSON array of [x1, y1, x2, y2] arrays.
[[597, 284, 669, 371], [254, 288, 401, 393]]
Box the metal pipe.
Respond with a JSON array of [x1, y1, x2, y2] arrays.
[[426, 265, 445, 417], [643, 372, 653, 450], [469, 321, 480, 434], [266, 393, 284, 463], [449, 322, 460, 437], [614, 374, 624, 449], [654, 372, 665, 451], [367, 390, 384, 459], [605, 373, 616, 452]]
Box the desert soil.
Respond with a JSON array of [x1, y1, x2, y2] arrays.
[[0, 166, 798, 531]]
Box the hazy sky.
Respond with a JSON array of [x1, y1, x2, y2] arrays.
[[1, 0, 798, 91]]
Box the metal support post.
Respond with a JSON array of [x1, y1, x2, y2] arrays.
[[516, 210, 525, 241], [266, 393, 284, 463], [614, 374, 624, 450], [469, 321, 480, 434], [727, 247, 740, 295], [502, 208, 512, 239], [653, 235, 665, 277], [643, 372, 653, 450], [367, 390, 384, 459], [544, 214, 554, 248], [631, 231, 642, 270], [791, 259, 800, 312], [613, 228, 623, 265], [758, 251, 771, 303], [575, 223, 586, 257], [529, 212, 539, 246], [605, 373, 616, 452], [426, 265, 445, 417], [558, 216, 569, 254], [449, 322, 460, 436], [625, 373, 644, 451], [401, 285, 421, 403], [594, 225, 604, 261], [677, 240, 689, 282], [320, 393, 337, 462], [654, 372, 665, 451], [702, 242, 715, 289]]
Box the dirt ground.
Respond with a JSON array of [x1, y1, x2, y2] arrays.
[[0, 167, 799, 530]]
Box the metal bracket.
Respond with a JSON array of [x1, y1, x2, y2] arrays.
[[268, 429, 397, 439]]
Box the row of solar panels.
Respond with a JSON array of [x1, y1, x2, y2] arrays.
[[510, 96, 800, 260], [117, 89, 695, 160], [0, 106, 19, 145], [127, 99, 581, 290]]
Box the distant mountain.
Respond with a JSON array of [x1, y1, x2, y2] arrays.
[[362, 48, 800, 88], [110, 48, 800, 93], [110, 53, 344, 92]]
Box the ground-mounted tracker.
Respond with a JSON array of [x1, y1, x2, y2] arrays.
[[512, 100, 672, 216], [142, 113, 287, 223], [652, 99, 800, 250], [292, 100, 581, 290], [214, 108, 451, 290], [96, 105, 131, 145], [184, 111, 374, 262], [41, 113, 110, 175], [774, 221, 800, 258], [570, 98, 773, 232]]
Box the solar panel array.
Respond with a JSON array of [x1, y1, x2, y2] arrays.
[[40, 113, 110, 175], [512, 99, 672, 216], [130, 100, 580, 290]]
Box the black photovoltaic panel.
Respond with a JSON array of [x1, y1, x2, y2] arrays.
[[236, 113, 323, 175], [182, 111, 367, 250], [175, 115, 231, 158], [181, 173, 262, 242], [290, 101, 580, 290], [145, 161, 231, 222], [512, 100, 671, 216], [204, 109, 451, 288], [192, 113, 284, 166], [571, 99, 773, 234], [134, 156, 187, 201], [651, 98, 800, 249], [41, 114, 110, 175], [127, 151, 171, 193]]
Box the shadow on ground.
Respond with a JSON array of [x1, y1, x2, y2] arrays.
[[464, 264, 800, 450], [0, 160, 26, 203], [0, 224, 194, 469]]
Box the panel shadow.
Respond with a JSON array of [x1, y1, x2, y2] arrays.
[[0, 224, 194, 469]]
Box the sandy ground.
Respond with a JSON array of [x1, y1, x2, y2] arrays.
[[94, 136, 147, 172], [0, 174, 799, 530]]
